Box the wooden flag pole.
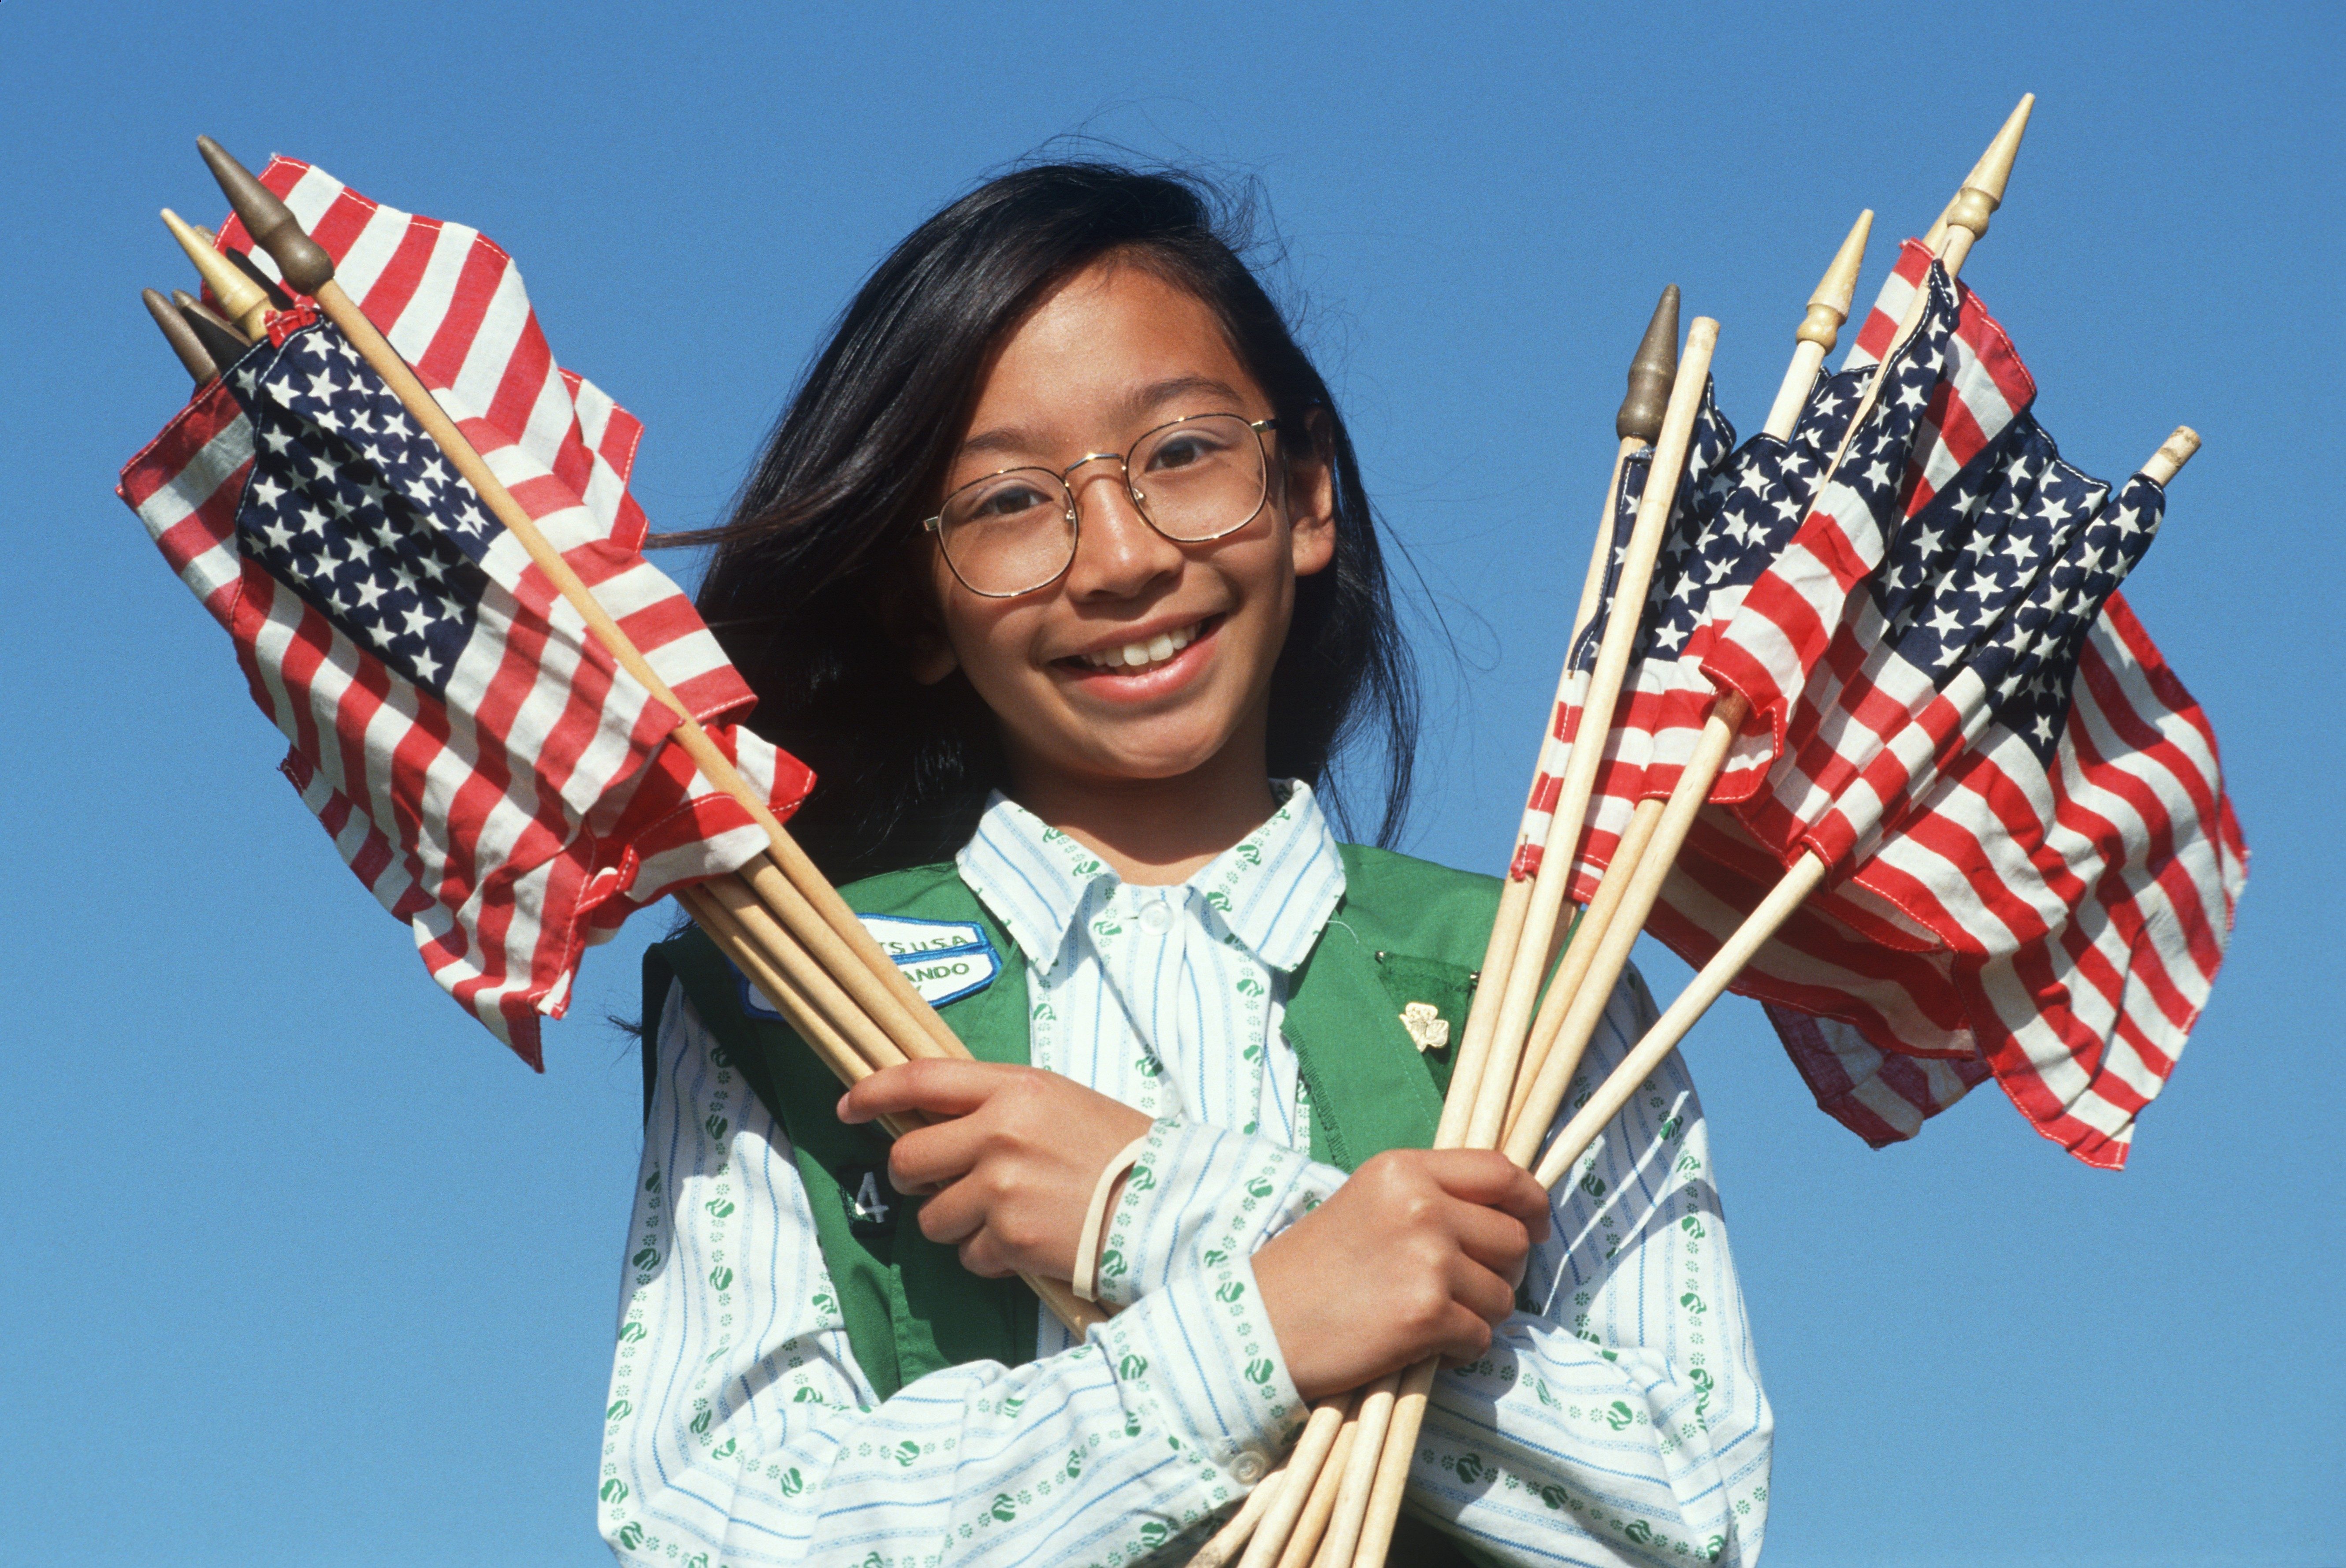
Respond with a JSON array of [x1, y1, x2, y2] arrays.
[[1460, 319, 1719, 1151], [1236, 1399, 1353, 1568], [1310, 1369, 1402, 1568], [1500, 209, 1874, 1149], [1531, 426, 2199, 1193], [1190, 1470, 1289, 1568], [1438, 286, 1681, 1154], [677, 882, 919, 1141]]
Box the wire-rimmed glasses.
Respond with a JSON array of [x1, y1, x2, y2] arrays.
[[922, 413, 1281, 598]]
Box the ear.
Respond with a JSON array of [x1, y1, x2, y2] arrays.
[[1285, 412, 1337, 579], [875, 546, 961, 686]]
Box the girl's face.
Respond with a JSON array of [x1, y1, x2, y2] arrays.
[[913, 260, 1335, 800]]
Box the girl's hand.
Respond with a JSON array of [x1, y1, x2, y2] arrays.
[[840, 1060, 1152, 1282], [1250, 1149, 1551, 1401]]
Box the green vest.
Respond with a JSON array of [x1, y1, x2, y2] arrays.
[[643, 845, 1506, 1563]]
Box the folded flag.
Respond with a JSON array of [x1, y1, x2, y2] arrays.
[[119, 162, 811, 1066]]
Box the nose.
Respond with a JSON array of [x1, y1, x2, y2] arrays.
[[1061, 461, 1182, 601]]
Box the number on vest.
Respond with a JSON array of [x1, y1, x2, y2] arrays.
[[853, 1170, 891, 1225]]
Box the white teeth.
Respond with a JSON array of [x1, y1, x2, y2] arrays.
[[1078, 620, 1205, 673]]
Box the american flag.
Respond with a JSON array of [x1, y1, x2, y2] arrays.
[[118, 162, 811, 1065], [1539, 245, 2242, 1162], [1704, 249, 2241, 1164]]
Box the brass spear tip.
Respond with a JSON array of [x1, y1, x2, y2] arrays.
[[1616, 283, 1681, 442], [171, 289, 254, 372], [162, 206, 270, 338], [1938, 94, 2034, 246], [1796, 210, 1874, 352], [1965, 93, 2034, 208], [1813, 210, 1874, 313], [2144, 426, 2201, 486], [144, 286, 219, 384], [196, 134, 335, 294]]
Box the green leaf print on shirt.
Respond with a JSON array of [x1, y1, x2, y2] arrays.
[[704, 1114, 728, 1142], [1605, 1400, 1635, 1431], [990, 1493, 1019, 1523], [778, 1467, 805, 1496], [704, 1197, 735, 1219], [892, 1440, 920, 1467], [600, 1478, 628, 1504], [615, 1521, 643, 1549]]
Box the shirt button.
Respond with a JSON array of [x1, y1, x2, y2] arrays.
[[1139, 898, 1174, 933], [1230, 1450, 1266, 1483]]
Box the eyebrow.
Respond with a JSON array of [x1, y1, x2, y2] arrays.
[[956, 375, 1254, 464]]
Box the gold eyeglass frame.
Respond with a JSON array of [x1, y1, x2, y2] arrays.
[[922, 414, 1282, 598]]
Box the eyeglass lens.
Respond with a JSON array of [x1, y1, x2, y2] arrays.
[[936, 414, 1269, 596]]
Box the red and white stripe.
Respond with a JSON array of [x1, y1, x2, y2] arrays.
[[121, 163, 810, 1065]]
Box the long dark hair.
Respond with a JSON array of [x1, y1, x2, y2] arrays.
[[680, 161, 1418, 884]]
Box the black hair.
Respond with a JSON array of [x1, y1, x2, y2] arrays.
[[678, 161, 1418, 884]]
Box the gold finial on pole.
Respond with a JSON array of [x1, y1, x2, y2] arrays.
[[1762, 209, 1873, 438], [197, 136, 336, 295], [1616, 284, 1680, 442], [1935, 93, 2033, 269], [170, 289, 253, 373], [143, 287, 218, 384], [2143, 426, 2201, 486], [161, 207, 270, 340]]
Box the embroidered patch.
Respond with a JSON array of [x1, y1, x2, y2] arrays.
[[862, 914, 1001, 1007], [1399, 1001, 1450, 1053], [735, 912, 1002, 1019]]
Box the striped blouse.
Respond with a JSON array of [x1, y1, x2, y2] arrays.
[[598, 784, 1772, 1565]]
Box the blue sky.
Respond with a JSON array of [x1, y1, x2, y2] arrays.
[[4, 2, 2339, 1563]]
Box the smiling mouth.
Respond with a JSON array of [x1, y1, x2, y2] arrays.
[[1063, 616, 1220, 677]]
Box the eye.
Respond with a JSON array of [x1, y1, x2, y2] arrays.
[[1143, 427, 1236, 474], [954, 475, 1060, 524]]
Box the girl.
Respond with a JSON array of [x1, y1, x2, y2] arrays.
[[601, 163, 1771, 1567]]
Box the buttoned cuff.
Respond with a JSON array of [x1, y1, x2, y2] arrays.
[[1093, 1119, 1342, 1311], [1095, 1245, 1304, 1491]]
